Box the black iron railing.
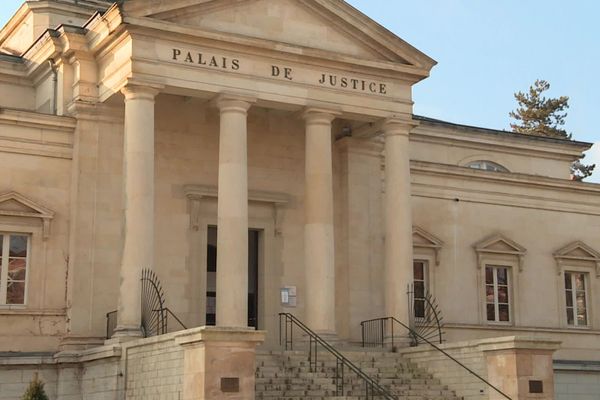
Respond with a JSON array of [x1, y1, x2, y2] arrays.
[[362, 287, 444, 348], [106, 310, 117, 339], [361, 316, 511, 400], [105, 269, 187, 339], [279, 313, 396, 400], [408, 286, 445, 346], [105, 307, 187, 339]]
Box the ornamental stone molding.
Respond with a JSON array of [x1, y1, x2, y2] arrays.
[[553, 241, 600, 277], [0, 191, 55, 239], [412, 226, 444, 266], [183, 184, 290, 235], [473, 233, 527, 272]]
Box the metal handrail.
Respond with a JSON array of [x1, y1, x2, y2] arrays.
[[361, 316, 512, 400], [279, 313, 397, 400], [164, 307, 188, 331], [407, 286, 445, 346], [106, 310, 117, 339]]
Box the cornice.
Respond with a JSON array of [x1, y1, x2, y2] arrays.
[[123, 0, 435, 74], [0, 108, 76, 130], [0, 108, 75, 159], [118, 16, 429, 84], [0, 0, 107, 50], [312, 0, 436, 70], [411, 161, 600, 194], [411, 161, 600, 216], [0, 3, 29, 50], [415, 115, 591, 150], [411, 121, 590, 161], [411, 126, 585, 162]]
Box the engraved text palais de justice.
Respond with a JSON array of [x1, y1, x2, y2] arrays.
[[171, 48, 388, 95]]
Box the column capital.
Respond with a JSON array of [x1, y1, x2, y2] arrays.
[[121, 82, 163, 101], [382, 117, 419, 137], [213, 93, 256, 113], [302, 107, 341, 125]]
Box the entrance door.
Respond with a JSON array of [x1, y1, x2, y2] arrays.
[[205, 226, 260, 328]]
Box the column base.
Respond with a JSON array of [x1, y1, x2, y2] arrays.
[[110, 325, 143, 342], [176, 326, 266, 400], [59, 335, 106, 351]]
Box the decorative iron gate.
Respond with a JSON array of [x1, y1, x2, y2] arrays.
[[105, 269, 187, 339]]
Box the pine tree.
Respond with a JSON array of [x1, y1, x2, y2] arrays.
[[21, 375, 49, 400], [510, 79, 595, 180]]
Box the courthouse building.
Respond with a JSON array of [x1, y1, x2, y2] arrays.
[[0, 0, 599, 399]]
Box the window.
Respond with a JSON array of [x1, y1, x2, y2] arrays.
[[564, 272, 588, 327], [466, 160, 509, 172], [413, 260, 428, 319], [485, 265, 510, 322], [0, 234, 29, 305]]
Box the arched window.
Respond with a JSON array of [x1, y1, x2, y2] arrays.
[[465, 160, 509, 172]]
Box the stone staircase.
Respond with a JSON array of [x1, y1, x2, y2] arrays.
[[256, 350, 461, 400]]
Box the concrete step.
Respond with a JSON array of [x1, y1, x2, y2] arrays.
[[256, 349, 461, 399]]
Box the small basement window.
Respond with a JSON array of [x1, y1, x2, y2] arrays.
[[466, 160, 509, 172]]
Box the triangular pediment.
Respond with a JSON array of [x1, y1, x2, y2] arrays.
[[413, 226, 443, 248], [122, 0, 436, 69], [0, 191, 54, 219], [412, 226, 443, 265], [474, 234, 526, 255], [554, 241, 600, 261]]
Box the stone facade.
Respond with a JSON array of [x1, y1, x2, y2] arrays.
[[0, 1, 599, 399]]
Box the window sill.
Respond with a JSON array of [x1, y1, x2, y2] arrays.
[[0, 307, 65, 316], [485, 321, 513, 327], [565, 324, 592, 331], [0, 305, 27, 310]]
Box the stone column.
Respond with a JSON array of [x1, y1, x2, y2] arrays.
[[383, 119, 415, 328], [114, 84, 159, 338], [215, 94, 254, 328], [303, 108, 338, 335]]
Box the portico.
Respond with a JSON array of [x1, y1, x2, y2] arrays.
[[93, 0, 435, 342]]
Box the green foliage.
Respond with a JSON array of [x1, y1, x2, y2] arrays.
[[21, 376, 49, 400], [510, 79, 595, 180], [510, 79, 571, 139]]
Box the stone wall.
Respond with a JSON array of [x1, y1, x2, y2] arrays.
[[124, 334, 184, 400], [0, 361, 58, 400], [399, 340, 490, 400], [400, 336, 560, 400]]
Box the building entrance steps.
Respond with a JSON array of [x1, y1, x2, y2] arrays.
[[255, 349, 460, 399]]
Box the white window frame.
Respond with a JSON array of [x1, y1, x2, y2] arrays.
[[0, 232, 31, 307], [564, 271, 589, 327], [485, 265, 512, 324]]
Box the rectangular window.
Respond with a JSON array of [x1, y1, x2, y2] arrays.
[[0, 234, 29, 305], [564, 272, 588, 327], [413, 260, 428, 319], [485, 265, 510, 322]]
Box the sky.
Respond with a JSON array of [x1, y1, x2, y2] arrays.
[[1, 1, 599, 180]]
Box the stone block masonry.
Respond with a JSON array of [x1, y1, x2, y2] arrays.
[[399, 336, 560, 400], [125, 333, 185, 400]]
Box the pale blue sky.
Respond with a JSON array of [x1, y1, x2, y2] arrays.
[[1, 1, 599, 179]]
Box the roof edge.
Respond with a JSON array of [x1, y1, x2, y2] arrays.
[[414, 115, 593, 149]]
